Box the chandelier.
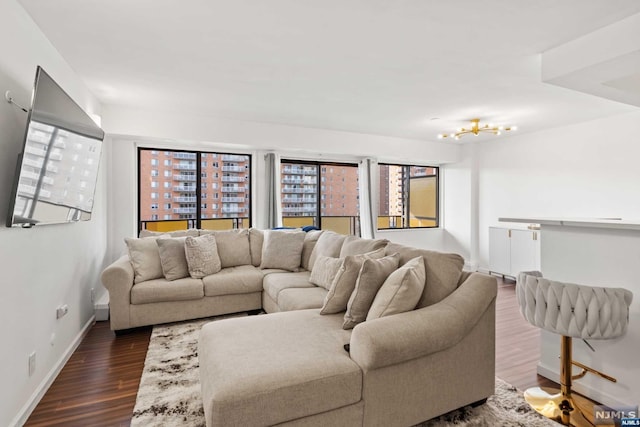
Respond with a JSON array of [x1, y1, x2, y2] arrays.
[[437, 118, 517, 140]]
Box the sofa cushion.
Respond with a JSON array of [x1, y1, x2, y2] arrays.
[[125, 237, 164, 284], [339, 235, 389, 257], [367, 256, 426, 320], [199, 310, 361, 427], [343, 253, 400, 329], [385, 242, 464, 308], [263, 271, 313, 304], [320, 247, 386, 315], [248, 228, 264, 267], [309, 255, 343, 290], [130, 277, 204, 304], [260, 230, 306, 271], [202, 265, 263, 297], [308, 231, 347, 271], [200, 229, 252, 268], [184, 234, 222, 279], [139, 229, 199, 238], [277, 287, 328, 311], [156, 236, 189, 281], [301, 229, 323, 271]]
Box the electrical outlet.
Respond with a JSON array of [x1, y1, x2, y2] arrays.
[[28, 352, 36, 376], [56, 304, 69, 319]]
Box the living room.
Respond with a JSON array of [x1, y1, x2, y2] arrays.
[[1, 1, 640, 426]]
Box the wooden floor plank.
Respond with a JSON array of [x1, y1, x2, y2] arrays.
[[26, 274, 558, 425]]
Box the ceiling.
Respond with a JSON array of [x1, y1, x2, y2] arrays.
[[18, 0, 640, 142]]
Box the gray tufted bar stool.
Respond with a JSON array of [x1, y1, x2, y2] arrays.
[[516, 271, 633, 426]]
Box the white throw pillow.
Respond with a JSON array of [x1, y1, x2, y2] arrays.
[[260, 230, 306, 271], [184, 234, 222, 279], [309, 255, 344, 290], [125, 237, 164, 284], [366, 256, 426, 320], [156, 236, 189, 281], [343, 253, 400, 329]]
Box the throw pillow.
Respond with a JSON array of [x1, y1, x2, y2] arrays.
[[125, 237, 164, 284], [184, 234, 222, 279], [301, 229, 324, 271], [343, 253, 400, 330], [366, 256, 426, 320], [339, 235, 389, 257], [309, 255, 344, 290], [200, 229, 252, 268], [320, 247, 386, 314], [260, 230, 306, 271], [156, 237, 189, 281], [308, 231, 347, 271]]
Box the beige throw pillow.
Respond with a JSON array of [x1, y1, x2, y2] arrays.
[[184, 234, 221, 279], [301, 230, 324, 271], [125, 237, 164, 284], [320, 247, 386, 314], [200, 229, 251, 268], [156, 237, 189, 281], [343, 253, 400, 329], [309, 255, 343, 290], [339, 235, 389, 257], [260, 230, 306, 271], [308, 231, 347, 271], [366, 256, 426, 320]]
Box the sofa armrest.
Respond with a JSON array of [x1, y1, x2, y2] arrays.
[[101, 255, 134, 330], [350, 272, 497, 371]]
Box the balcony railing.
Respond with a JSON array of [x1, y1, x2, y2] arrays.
[[173, 163, 196, 170], [282, 196, 316, 203], [221, 154, 247, 162], [281, 215, 360, 236], [221, 176, 245, 182], [282, 206, 317, 213], [174, 196, 197, 203], [221, 166, 244, 173], [221, 207, 246, 213], [173, 207, 197, 214], [173, 186, 196, 192], [173, 174, 196, 181], [140, 217, 249, 234], [282, 167, 317, 175], [281, 187, 316, 194], [221, 186, 246, 192], [221, 196, 245, 203], [173, 152, 196, 160], [282, 177, 317, 184]]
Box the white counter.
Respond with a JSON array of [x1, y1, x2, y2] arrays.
[[499, 217, 640, 407]]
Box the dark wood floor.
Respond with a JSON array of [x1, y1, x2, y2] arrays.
[[25, 275, 557, 426]]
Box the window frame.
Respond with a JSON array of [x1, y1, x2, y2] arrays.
[[377, 163, 440, 230]]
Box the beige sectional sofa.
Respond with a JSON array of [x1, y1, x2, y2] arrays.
[[101, 228, 497, 426]]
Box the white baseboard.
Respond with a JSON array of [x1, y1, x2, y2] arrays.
[[10, 315, 96, 427], [537, 362, 628, 408], [95, 292, 110, 321]]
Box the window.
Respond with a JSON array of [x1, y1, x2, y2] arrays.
[[150, 203, 158, 210], [281, 160, 359, 235], [378, 164, 439, 229], [138, 148, 252, 233]]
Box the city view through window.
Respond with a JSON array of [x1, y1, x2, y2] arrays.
[[138, 149, 438, 234], [138, 149, 251, 232]]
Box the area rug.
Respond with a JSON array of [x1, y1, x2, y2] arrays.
[[132, 316, 558, 427]]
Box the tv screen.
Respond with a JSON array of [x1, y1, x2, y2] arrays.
[[6, 66, 105, 227]]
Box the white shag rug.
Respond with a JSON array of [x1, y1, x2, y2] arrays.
[[132, 316, 558, 427]]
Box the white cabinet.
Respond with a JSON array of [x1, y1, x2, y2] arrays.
[[489, 227, 540, 278]]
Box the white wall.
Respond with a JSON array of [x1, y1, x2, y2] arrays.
[[473, 110, 640, 269], [0, 2, 106, 426], [104, 107, 462, 260]]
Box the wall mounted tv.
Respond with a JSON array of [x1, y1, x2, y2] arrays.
[[6, 66, 105, 227]]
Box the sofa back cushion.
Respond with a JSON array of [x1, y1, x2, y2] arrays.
[[385, 242, 464, 308], [200, 229, 251, 268], [308, 231, 347, 270], [125, 237, 164, 283], [260, 230, 306, 271], [249, 228, 264, 267], [339, 236, 388, 257], [139, 229, 199, 238], [301, 230, 323, 271]]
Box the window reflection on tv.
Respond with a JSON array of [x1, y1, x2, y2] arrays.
[[6, 66, 105, 227]]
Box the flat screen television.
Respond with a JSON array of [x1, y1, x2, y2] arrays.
[[6, 66, 105, 227]]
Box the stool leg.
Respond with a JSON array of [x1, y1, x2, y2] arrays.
[[560, 336, 574, 425]]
